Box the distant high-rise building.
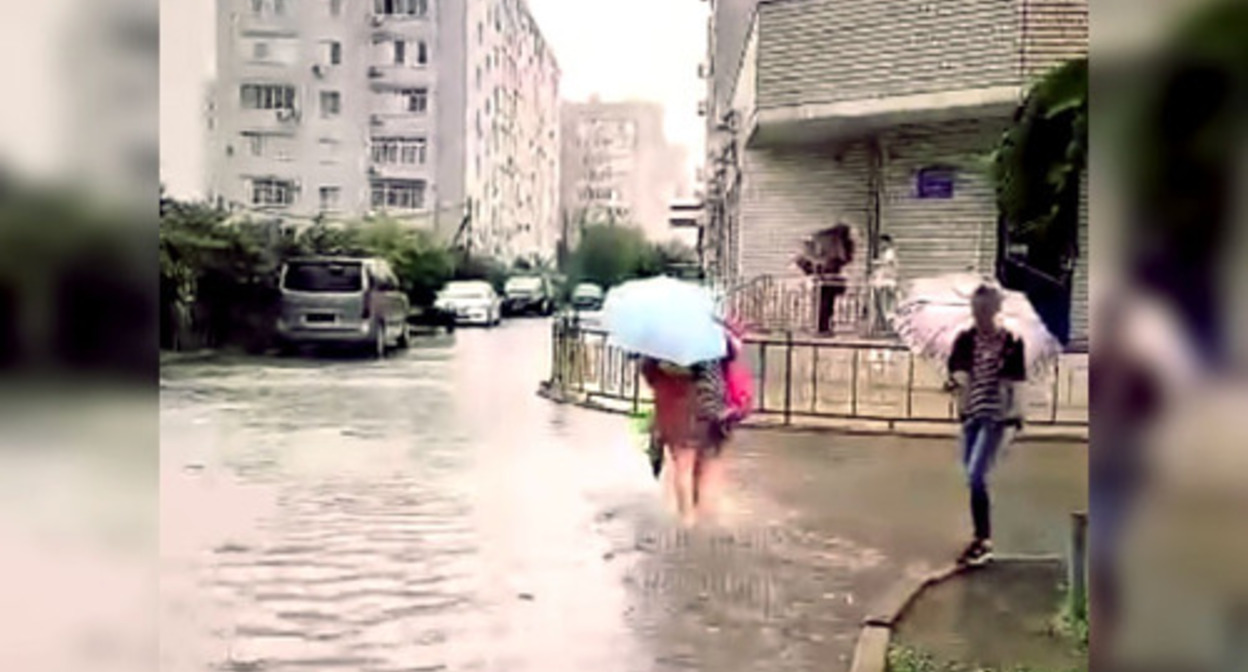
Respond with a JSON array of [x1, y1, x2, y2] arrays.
[[559, 99, 688, 246], [210, 0, 560, 263]]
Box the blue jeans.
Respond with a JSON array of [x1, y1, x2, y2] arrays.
[[962, 416, 1007, 541]]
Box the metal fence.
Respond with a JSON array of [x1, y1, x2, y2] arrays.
[[549, 320, 1088, 428], [724, 275, 876, 337]]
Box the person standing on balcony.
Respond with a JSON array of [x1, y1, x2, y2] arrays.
[[870, 234, 899, 336], [794, 224, 855, 335], [946, 284, 1027, 566]]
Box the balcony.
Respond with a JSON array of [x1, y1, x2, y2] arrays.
[[367, 64, 436, 89], [368, 112, 432, 134], [367, 161, 432, 181], [236, 11, 298, 37], [237, 107, 302, 134]]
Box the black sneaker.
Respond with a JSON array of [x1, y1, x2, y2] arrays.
[[957, 539, 994, 567]]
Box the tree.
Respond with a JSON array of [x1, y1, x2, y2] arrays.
[[564, 223, 664, 289], [991, 57, 1088, 278]]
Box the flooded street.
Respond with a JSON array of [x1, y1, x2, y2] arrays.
[[160, 318, 1086, 672]]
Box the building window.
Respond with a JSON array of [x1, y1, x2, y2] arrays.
[[416, 41, 428, 65], [320, 91, 341, 117], [400, 88, 428, 114], [476, 66, 482, 90], [375, 0, 427, 17], [242, 132, 265, 156], [251, 178, 295, 206], [329, 0, 342, 15], [478, 21, 484, 44], [318, 138, 340, 162], [371, 137, 427, 165], [393, 40, 406, 65], [371, 179, 426, 210], [319, 186, 341, 210], [320, 41, 342, 65], [240, 84, 295, 110]]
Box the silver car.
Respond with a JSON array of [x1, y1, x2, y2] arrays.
[[276, 257, 410, 356]]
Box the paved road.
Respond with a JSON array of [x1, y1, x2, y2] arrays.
[[160, 318, 1086, 672]]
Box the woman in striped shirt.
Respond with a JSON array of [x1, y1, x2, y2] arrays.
[[947, 284, 1027, 566]]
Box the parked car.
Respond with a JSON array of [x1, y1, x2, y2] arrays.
[[570, 283, 605, 312], [407, 304, 457, 334], [434, 280, 503, 327], [276, 257, 410, 357], [502, 275, 555, 317]]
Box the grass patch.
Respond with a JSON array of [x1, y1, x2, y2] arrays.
[[886, 644, 1086, 672], [1048, 588, 1089, 652]]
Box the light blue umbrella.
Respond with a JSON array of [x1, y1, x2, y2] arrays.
[[603, 276, 727, 367]]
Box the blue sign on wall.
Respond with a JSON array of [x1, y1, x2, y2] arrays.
[[916, 166, 956, 199]]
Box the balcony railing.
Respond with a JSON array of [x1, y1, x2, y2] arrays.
[[722, 274, 875, 338]]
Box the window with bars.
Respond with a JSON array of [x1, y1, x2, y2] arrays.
[[371, 137, 427, 165], [240, 84, 295, 110], [251, 178, 295, 206], [374, 0, 427, 17], [399, 88, 428, 114], [370, 179, 426, 210], [320, 91, 341, 117], [320, 41, 342, 65]]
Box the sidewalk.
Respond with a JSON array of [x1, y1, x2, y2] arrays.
[[596, 424, 1088, 671]]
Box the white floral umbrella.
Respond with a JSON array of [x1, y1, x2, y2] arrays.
[[892, 273, 1063, 377]]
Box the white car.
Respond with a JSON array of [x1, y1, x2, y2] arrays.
[[435, 280, 503, 327]]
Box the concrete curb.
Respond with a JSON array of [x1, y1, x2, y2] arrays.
[[848, 555, 1064, 672]]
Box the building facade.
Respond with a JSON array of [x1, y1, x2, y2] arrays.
[[210, 0, 560, 263], [702, 0, 1089, 345], [559, 99, 689, 247]]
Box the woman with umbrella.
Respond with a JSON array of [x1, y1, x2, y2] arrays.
[[894, 275, 1060, 566], [604, 276, 746, 525]]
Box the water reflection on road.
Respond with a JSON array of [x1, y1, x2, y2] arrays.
[[160, 318, 1087, 672]]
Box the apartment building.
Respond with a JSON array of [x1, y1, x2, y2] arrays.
[[701, 0, 1089, 345], [559, 99, 688, 247], [209, 0, 560, 263]]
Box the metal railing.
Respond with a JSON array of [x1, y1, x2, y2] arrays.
[[722, 274, 873, 337], [548, 319, 1088, 428]]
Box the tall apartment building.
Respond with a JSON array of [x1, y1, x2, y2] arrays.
[[209, 0, 560, 263], [560, 99, 688, 246], [701, 0, 1089, 344]]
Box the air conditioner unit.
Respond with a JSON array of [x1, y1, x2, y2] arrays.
[[697, 100, 709, 117], [276, 108, 297, 122], [368, 66, 383, 78], [697, 62, 713, 79], [370, 114, 383, 126], [370, 14, 385, 27], [312, 64, 326, 77]]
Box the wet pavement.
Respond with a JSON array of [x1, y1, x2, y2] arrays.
[[160, 318, 1086, 672]]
